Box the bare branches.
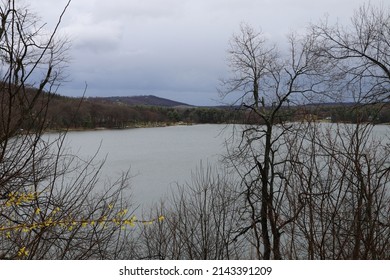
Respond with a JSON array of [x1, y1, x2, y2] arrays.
[[0, 0, 142, 260], [218, 4, 390, 259], [310, 3, 390, 103], [137, 165, 244, 260]]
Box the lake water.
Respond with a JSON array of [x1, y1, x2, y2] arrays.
[[47, 123, 389, 214], [56, 124, 234, 211]]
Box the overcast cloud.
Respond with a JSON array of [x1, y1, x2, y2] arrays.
[[27, 0, 385, 105]]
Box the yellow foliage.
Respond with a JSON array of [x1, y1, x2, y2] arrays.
[[4, 191, 39, 208], [1, 196, 165, 236], [17, 247, 29, 257]]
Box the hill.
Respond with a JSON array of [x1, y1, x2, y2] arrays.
[[39, 93, 239, 130], [92, 95, 193, 107]]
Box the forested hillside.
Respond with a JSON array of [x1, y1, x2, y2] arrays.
[[11, 89, 388, 131], [43, 94, 241, 129], [43, 94, 390, 130]]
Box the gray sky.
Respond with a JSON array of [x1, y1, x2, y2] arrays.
[[28, 0, 385, 105]]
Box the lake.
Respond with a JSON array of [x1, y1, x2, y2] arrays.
[[55, 124, 234, 211], [47, 122, 389, 214]]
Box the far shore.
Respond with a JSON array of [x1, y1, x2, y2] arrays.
[[44, 121, 196, 133], [40, 119, 390, 134]]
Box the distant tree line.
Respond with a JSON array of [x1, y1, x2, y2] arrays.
[[40, 95, 244, 129], [28, 93, 390, 131]]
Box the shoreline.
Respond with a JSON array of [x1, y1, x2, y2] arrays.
[[41, 120, 390, 134], [44, 121, 196, 133]]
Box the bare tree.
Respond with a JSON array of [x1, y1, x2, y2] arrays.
[[138, 164, 245, 260], [218, 5, 390, 259], [281, 121, 390, 259], [220, 23, 328, 259], [0, 0, 139, 259], [310, 3, 390, 103], [294, 3, 390, 259]]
